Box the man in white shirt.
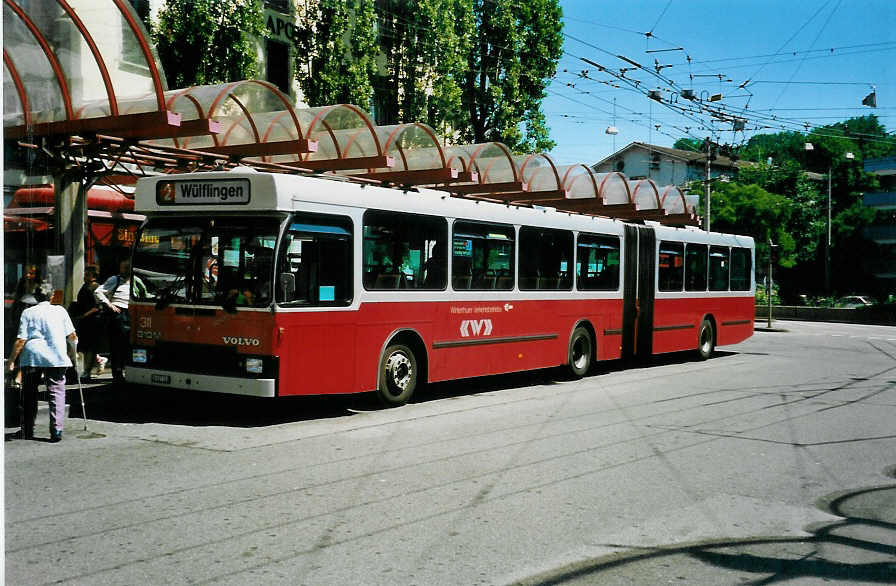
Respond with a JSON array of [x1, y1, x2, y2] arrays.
[[7, 283, 77, 441], [95, 259, 142, 383]]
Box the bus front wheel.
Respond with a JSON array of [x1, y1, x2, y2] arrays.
[[377, 344, 417, 406], [568, 327, 593, 377], [697, 319, 715, 360]]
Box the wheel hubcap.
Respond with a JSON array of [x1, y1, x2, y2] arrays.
[[385, 352, 412, 394], [573, 337, 589, 370], [700, 327, 712, 353]]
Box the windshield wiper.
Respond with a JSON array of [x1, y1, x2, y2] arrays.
[[154, 274, 185, 310]]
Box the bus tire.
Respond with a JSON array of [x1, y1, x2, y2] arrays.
[[377, 343, 417, 406], [697, 319, 715, 360], [568, 326, 593, 377]]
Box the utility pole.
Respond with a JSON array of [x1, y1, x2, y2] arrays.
[[825, 166, 831, 294], [704, 137, 711, 231], [767, 238, 778, 328]]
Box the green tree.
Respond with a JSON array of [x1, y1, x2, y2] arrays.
[[154, 0, 264, 89], [294, 0, 378, 108], [709, 181, 797, 270], [459, 0, 563, 152], [673, 138, 703, 152], [374, 0, 472, 132]]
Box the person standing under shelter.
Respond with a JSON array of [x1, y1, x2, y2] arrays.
[[6, 282, 77, 442], [70, 265, 106, 382], [95, 259, 145, 383]]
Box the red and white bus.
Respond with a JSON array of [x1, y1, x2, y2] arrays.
[[127, 168, 754, 405]]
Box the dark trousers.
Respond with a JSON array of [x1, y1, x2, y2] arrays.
[[109, 308, 130, 379]]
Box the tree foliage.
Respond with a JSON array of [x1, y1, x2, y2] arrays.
[[459, 0, 563, 152], [294, 0, 378, 108], [154, 0, 264, 89], [719, 115, 896, 299], [374, 0, 472, 132], [672, 138, 703, 152]]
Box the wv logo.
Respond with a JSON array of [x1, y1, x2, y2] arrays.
[[460, 319, 493, 337]]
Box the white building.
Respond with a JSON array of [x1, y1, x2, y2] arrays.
[[592, 142, 741, 187]]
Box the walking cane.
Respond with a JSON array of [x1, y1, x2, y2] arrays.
[[77, 376, 88, 431]]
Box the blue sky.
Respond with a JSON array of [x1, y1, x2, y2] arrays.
[[545, 0, 896, 166]]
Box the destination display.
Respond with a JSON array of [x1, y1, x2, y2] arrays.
[[156, 179, 251, 205]]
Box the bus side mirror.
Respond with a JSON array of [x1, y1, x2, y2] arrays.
[[279, 272, 295, 301]]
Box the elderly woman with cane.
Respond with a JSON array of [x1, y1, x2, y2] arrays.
[[6, 282, 77, 442]]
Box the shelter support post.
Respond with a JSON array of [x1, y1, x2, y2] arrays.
[[53, 174, 86, 306]]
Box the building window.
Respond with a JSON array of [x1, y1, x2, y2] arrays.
[[265, 39, 290, 96], [264, 0, 291, 13]]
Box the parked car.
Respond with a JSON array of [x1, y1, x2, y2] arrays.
[[839, 295, 874, 308]]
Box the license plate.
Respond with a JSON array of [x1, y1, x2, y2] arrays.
[[151, 374, 171, 384]]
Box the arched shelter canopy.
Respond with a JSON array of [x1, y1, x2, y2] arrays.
[[443, 142, 524, 196], [596, 172, 633, 206], [352, 123, 456, 183], [2, 0, 209, 140], [627, 179, 668, 221], [162, 81, 312, 157], [272, 104, 389, 171], [483, 154, 566, 203], [659, 185, 700, 226]]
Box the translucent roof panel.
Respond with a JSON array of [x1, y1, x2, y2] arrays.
[[66, 0, 163, 113], [371, 123, 445, 172], [594, 172, 632, 205], [3, 66, 25, 127], [3, 0, 167, 128], [10, 0, 111, 117], [557, 165, 600, 199], [298, 104, 380, 163], [659, 185, 687, 214], [444, 143, 517, 185], [517, 154, 561, 192], [3, 3, 68, 124], [628, 179, 661, 210]]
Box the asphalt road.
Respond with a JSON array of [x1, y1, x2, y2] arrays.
[[5, 321, 896, 585]]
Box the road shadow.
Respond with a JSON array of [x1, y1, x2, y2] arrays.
[[513, 471, 896, 585], [67, 349, 744, 428]]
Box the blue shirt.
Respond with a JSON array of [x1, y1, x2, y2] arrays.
[[16, 301, 76, 368]]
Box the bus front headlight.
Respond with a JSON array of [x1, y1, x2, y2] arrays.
[[245, 358, 264, 374], [132, 348, 148, 364]]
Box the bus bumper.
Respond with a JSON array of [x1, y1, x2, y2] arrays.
[[126, 367, 277, 398]]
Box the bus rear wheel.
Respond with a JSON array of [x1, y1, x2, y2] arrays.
[[697, 319, 715, 360], [568, 326, 593, 377], [377, 344, 417, 406]]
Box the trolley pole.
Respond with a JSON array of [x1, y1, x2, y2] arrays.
[[704, 138, 711, 232], [767, 238, 777, 328]]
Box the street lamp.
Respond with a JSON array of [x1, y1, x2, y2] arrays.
[[804, 143, 855, 294]]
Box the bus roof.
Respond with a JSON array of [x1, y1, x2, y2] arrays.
[[135, 169, 752, 246]]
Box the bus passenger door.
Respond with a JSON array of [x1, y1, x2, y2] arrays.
[[622, 225, 656, 359]]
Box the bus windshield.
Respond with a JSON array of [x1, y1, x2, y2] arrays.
[[132, 216, 283, 308]]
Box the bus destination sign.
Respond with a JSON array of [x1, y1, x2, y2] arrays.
[[157, 179, 251, 205]]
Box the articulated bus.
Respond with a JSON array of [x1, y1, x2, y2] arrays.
[[127, 168, 754, 405]]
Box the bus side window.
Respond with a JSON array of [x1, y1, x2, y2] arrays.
[[364, 210, 447, 291], [685, 244, 708, 291], [658, 241, 684, 291], [452, 221, 515, 291], [709, 246, 730, 291], [576, 234, 620, 291], [520, 227, 573, 291], [278, 214, 353, 306]]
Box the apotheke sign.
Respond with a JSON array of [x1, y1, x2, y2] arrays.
[[265, 9, 301, 45]]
